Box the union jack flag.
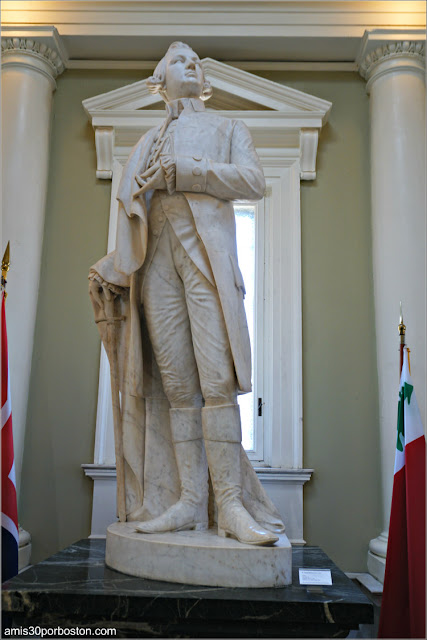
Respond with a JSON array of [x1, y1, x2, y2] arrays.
[[1, 291, 18, 582]]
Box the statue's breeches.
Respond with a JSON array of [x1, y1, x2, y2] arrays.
[[142, 221, 237, 408]]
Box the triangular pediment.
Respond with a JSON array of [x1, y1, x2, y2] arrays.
[[83, 57, 332, 181], [83, 58, 331, 120]]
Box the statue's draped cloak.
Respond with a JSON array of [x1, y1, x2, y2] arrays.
[[91, 116, 284, 531]]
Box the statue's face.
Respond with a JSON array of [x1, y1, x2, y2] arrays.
[[164, 47, 204, 101]]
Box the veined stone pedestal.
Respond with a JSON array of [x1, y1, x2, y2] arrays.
[[106, 522, 292, 588]]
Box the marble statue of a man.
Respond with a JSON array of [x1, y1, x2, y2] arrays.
[[89, 42, 285, 547]]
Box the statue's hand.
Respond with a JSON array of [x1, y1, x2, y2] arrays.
[[135, 161, 168, 194], [89, 279, 118, 315]]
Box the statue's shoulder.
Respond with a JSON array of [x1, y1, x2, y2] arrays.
[[195, 112, 251, 141], [195, 110, 238, 128]]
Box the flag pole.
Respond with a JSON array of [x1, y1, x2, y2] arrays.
[[1, 242, 11, 298], [398, 301, 406, 376]]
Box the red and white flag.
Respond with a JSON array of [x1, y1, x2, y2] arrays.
[[1, 291, 18, 582], [378, 347, 426, 638]]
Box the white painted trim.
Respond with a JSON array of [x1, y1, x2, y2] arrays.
[[3, 4, 424, 70], [254, 468, 313, 484], [67, 60, 357, 72], [82, 59, 332, 119], [203, 58, 333, 115], [83, 64, 331, 187], [228, 61, 357, 72], [82, 464, 118, 537], [82, 464, 117, 480], [289, 163, 304, 468], [89, 112, 329, 144], [3, 2, 425, 33], [256, 155, 303, 469], [94, 127, 114, 180], [260, 158, 303, 469], [300, 129, 320, 180], [83, 464, 313, 485]]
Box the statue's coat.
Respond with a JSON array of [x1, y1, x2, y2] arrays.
[[91, 110, 283, 530]]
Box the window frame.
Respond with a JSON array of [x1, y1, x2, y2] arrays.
[[93, 150, 303, 472], [260, 153, 303, 470]]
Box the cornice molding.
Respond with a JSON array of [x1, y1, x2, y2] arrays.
[[2, 2, 425, 66], [3, 1, 425, 28], [67, 60, 357, 72]]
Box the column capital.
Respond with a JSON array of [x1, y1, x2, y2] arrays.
[[1, 26, 67, 87], [356, 29, 425, 92]]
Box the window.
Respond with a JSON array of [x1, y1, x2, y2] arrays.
[[235, 203, 263, 460]]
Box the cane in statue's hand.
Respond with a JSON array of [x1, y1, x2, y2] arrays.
[[104, 293, 126, 523], [90, 282, 127, 523]]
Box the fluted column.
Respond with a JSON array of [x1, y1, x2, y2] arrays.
[[1, 27, 66, 533], [357, 32, 426, 582]]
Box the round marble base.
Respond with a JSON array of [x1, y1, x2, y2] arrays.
[[106, 522, 292, 588]]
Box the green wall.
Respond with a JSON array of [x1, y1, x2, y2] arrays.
[[20, 69, 382, 571], [267, 73, 382, 571]]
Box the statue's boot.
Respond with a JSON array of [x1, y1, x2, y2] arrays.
[[202, 404, 279, 546], [135, 408, 209, 533]]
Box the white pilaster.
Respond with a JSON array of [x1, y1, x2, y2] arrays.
[[1, 28, 66, 551], [357, 31, 426, 582]]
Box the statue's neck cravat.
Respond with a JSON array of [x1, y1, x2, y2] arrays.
[[148, 97, 205, 168], [165, 96, 205, 120]]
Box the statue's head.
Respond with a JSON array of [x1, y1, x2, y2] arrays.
[[147, 42, 212, 103]]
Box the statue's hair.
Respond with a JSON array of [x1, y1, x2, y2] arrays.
[[146, 42, 212, 102]]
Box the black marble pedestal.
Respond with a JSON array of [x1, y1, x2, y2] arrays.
[[2, 539, 373, 638]]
